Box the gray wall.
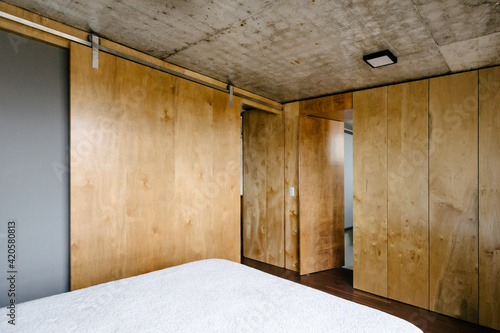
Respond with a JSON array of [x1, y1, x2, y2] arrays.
[[0, 31, 69, 306], [344, 131, 353, 269], [344, 132, 353, 229]]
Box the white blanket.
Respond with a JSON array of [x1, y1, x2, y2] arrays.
[[1, 259, 422, 332]]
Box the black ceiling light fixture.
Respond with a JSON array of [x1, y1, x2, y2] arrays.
[[363, 49, 397, 68]]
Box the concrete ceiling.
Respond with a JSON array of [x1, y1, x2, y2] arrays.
[[5, 0, 499, 102]]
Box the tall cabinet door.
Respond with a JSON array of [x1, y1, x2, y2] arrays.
[[479, 66, 500, 330], [299, 116, 344, 275], [387, 80, 429, 309], [242, 110, 285, 267], [429, 71, 479, 323], [353, 87, 388, 297]]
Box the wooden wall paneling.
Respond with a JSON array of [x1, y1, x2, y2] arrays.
[[241, 99, 282, 115], [300, 92, 353, 121], [242, 110, 285, 267], [284, 102, 300, 271], [387, 80, 429, 309], [299, 115, 344, 275], [479, 66, 500, 330], [353, 86, 388, 297], [265, 111, 285, 267], [429, 71, 479, 322], [70, 42, 241, 290]]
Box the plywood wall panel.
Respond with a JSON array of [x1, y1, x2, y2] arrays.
[[429, 71, 478, 323], [242, 110, 285, 267], [479, 67, 500, 330], [284, 102, 300, 271], [300, 92, 353, 121], [353, 87, 388, 297], [299, 115, 344, 275], [70, 42, 240, 290], [387, 80, 429, 309]]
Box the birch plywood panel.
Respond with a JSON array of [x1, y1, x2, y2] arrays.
[[353, 87, 388, 297], [242, 110, 285, 267], [387, 80, 429, 309], [429, 71, 478, 322], [300, 93, 353, 121], [284, 102, 300, 271], [70, 42, 240, 290], [479, 66, 500, 330], [299, 116, 344, 275]]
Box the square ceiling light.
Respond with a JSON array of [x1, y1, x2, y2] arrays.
[[363, 50, 397, 68]]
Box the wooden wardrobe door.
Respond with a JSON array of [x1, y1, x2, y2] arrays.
[[387, 80, 429, 309], [299, 116, 344, 275], [353, 87, 388, 297], [479, 66, 500, 330], [429, 71, 478, 322], [242, 110, 285, 267]]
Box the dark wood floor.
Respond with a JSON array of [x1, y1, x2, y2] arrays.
[[242, 257, 498, 333]]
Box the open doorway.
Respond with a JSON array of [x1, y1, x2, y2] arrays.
[[241, 107, 285, 268], [297, 96, 352, 275], [299, 115, 345, 275], [344, 120, 353, 269]]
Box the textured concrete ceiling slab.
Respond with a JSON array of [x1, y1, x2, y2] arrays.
[[414, 0, 499, 45], [3, 0, 500, 102], [439, 31, 500, 71], [6, 0, 280, 58], [167, 0, 451, 101]]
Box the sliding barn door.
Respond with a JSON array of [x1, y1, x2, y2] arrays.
[[70, 43, 241, 290], [299, 116, 344, 275], [242, 110, 285, 267]]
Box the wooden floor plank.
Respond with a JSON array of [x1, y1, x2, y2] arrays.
[[242, 257, 497, 333]]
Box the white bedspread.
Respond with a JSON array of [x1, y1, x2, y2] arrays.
[[1, 259, 422, 332]]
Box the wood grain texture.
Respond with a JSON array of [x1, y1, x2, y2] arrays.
[[479, 66, 500, 330], [70, 42, 241, 290], [299, 116, 344, 275], [353, 86, 388, 297], [242, 110, 285, 267], [284, 102, 300, 271], [241, 99, 282, 115], [429, 71, 478, 322], [300, 92, 353, 121], [387, 80, 429, 309]]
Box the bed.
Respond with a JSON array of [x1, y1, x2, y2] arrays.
[[1, 259, 422, 332]]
